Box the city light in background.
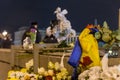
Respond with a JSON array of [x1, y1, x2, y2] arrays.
[[2, 30, 8, 37]]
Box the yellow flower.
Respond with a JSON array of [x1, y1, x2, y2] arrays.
[[24, 74, 30, 80], [56, 73, 62, 80], [20, 68, 27, 73], [60, 68, 69, 76], [60, 67, 67, 72], [68, 43, 74, 47], [48, 61, 54, 69], [35, 74, 39, 79], [7, 77, 18, 80], [39, 41, 44, 44], [67, 76, 72, 80], [8, 70, 15, 76]]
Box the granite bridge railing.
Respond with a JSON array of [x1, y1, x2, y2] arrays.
[[0, 44, 120, 74]]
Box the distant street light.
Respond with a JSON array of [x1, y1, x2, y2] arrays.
[[1, 30, 12, 48], [2, 30, 8, 36]]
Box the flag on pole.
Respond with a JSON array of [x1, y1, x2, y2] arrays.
[[68, 38, 82, 68]]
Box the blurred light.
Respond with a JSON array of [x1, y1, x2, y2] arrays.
[[2, 30, 8, 36], [108, 50, 112, 54]]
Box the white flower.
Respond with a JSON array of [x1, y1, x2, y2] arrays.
[[38, 67, 45, 75], [78, 66, 102, 80], [54, 62, 60, 71], [78, 54, 120, 80], [25, 59, 33, 70], [48, 69, 54, 76], [44, 71, 49, 76], [8, 60, 71, 80], [78, 70, 89, 79], [20, 77, 24, 80], [15, 71, 24, 78], [29, 73, 37, 80], [8, 71, 16, 78], [38, 75, 43, 79]]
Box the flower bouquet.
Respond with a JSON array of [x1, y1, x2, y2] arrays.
[[78, 54, 120, 80], [7, 59, 71, 80], [38, 61, 71, 80]]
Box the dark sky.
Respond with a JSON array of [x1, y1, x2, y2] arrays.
[[0, 0, 120, 34]]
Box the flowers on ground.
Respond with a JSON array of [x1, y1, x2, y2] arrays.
[[78, 65, 120, 80], [78, 54, 120, 80], [7, 59, 71, 80], [37, 61, 71, 80], [25, 59, 34, 73], [7, 69, 37, 80]]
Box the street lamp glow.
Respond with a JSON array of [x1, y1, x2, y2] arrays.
[[2, 30, 8, 36], [108, 50, 112, 54]]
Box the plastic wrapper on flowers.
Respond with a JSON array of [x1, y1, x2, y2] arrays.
[[7, 59, 71, 80], [25, 59, 34, 73], [78, 54, 120, 80], [7, 69, 37, 80], [7, 59, 37, 80], [37, 61, 71, 80], [94, 21, 120, 48]]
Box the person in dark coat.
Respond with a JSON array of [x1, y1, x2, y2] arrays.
[[22, 22, 41, 44], [1, 33, 12, 48], [43, 19, 59, 43]]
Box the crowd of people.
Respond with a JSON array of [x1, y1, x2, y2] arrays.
[[0, 7, 76, 49], [21, 7, 76, 49]]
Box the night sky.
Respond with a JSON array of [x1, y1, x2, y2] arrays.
[[0, 0, 120, 34]]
